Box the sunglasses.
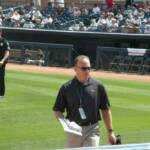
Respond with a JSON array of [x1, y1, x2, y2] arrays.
[[77, 66, 91, 71]]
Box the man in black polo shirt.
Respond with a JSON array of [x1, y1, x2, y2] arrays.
[[0, 29, 10, 98], [53, 55, 116, 147]]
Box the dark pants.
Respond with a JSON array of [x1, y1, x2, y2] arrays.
[[0, 66, 5, 96]]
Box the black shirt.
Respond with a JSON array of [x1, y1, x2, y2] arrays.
[[53, 77, 110, 125], [0, 38, 10, 65]]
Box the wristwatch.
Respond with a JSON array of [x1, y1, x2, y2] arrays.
[[108, 129, 114, 133]]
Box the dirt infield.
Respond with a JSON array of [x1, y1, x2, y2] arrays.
[[6, 63, 150, 83]]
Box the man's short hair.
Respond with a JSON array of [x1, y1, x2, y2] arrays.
[[74, 55, 90, 66]]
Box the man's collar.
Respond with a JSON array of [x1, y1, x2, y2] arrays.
[[74, 76, 92, 86]]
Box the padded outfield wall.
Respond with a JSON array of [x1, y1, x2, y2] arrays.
[[2, 27, 150, 66]]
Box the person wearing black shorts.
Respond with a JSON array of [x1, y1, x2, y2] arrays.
[[0, 29, 10, 98]]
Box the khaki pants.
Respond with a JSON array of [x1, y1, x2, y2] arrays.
[[65, 123, 100, 148]]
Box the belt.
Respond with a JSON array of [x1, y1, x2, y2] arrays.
[[78, 121, 98, 126]]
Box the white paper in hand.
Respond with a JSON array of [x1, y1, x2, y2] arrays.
[[58, 118, 82, 136], [68, 121, 82, 133]]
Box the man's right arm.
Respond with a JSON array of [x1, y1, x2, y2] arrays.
[[54, 111, 64, 121], [0, 50, 10, 67], [53, 85, 67, 122]]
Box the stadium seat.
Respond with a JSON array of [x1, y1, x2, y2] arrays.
[[119, 55, 133, 72], [109, 55, 122, 72], [130, 56, 144, 73], [141, 57, 150, 74]]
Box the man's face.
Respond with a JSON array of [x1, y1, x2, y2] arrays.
[[74, 58, 91, 81]]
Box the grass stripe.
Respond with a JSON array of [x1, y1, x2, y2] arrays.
[[0, 70, 149, 150]]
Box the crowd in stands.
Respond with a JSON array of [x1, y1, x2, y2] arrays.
[[1, 1, 150, 33]]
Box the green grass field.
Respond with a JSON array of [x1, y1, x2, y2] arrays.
[[0, 70, 150, 150]]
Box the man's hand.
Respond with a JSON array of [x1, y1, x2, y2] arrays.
[[101, 109, 117, 144], [108, 131, 117, 145], [0, 60, 4, 67]]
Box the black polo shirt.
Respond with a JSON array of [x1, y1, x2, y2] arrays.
[[0, 38, 10, 65], [53, 77, 110, 125]]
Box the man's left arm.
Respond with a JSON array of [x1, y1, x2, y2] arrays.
[[101, 109, 116, 145]]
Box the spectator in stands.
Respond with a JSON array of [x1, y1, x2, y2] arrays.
[[53, 55, 117, 148], [123, 5, 132, 16], [144, 6, 150, 19], [41, 15, 53, 28], [0, 29, 10, 98], [56, 6, 63, 16], [8, 8, 15, 18], [144, 19, 150, 34], [139, 19, 147, 33], [68, 22, 80, 31], [73, 7, 81, 17], [131, 6, 138, 16], [107, 18, 119, 32], [97, 13, 107, 31], [125, 0, 134, 8], [115, 10, 124, 27], [3, 8, 14, 26], [125, 14, 134, 25], [123, 14, 139, 33], [81, 7, 89, 16], [67, 3, 74, 17], [138, 7, 145, 19], [87, 19, 97, 31], [92, 4, 101, 15], [106, 12, 114, 29], [32, 7, 42, 18], [78, 22, 87, 31], [132, 14, 141, 26], [1, 1, 150, 34], [11, 10, 21, 22], [106, 0, 113, 9], [23, 18, 35, 28]]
